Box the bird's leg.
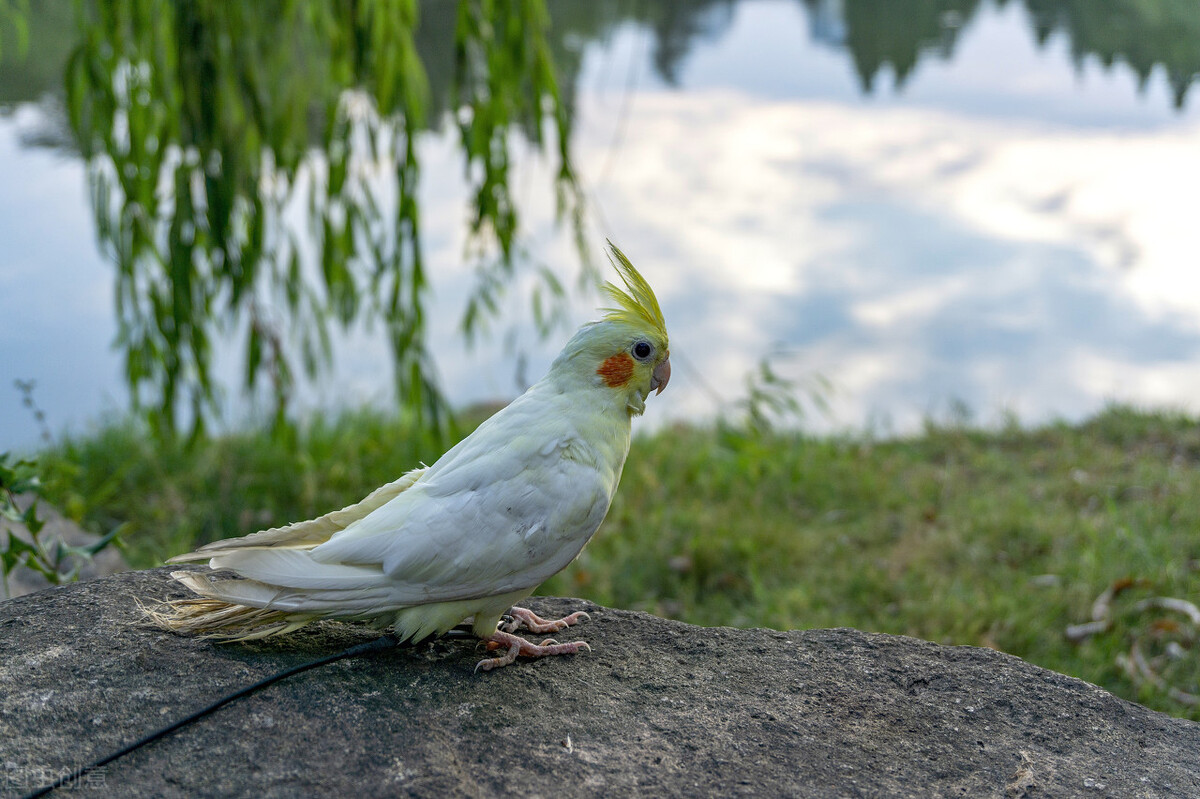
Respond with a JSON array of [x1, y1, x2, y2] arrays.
[[499, 606, 591, 634], [474, 630, 591, 672]]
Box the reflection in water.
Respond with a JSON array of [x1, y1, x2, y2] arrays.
[[822, 0, 985, 92], [586, 89, 1200, 431], [1024, 0, 1200, 109], [802, 0, 1200, 107], [0, 0, 1198, 447]]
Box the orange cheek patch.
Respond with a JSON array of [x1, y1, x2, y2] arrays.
[[597, 352, 634, 388]]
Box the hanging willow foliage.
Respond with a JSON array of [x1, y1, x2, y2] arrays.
[[64, 0, 584, 443]]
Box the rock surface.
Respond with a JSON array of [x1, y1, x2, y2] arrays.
[[3, 568, 1199, 798]]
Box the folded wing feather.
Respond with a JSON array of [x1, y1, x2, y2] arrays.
[[168, 467, 426, 562]]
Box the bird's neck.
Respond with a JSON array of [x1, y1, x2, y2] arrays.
[[523, 372, 634, 470]]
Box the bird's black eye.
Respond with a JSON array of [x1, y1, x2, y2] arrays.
[[632, 341, 653, 360]]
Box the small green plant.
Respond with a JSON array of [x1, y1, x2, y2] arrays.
[[1, 452, 121, 595], [14, 379, 53, 445], [725, 356, 832, 437]]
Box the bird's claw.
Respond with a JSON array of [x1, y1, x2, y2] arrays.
[[503, 606, 591, 634], [473, 630, 591, 672]]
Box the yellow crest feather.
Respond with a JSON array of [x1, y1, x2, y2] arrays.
[[600, 241, 668, 342]]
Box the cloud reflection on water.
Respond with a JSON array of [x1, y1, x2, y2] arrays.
[[578, 91, 1200, 432]]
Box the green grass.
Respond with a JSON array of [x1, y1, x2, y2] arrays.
[[32, 405, 1200, 719]]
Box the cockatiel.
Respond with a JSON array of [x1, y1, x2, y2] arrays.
[[147, 243, 670, 671]]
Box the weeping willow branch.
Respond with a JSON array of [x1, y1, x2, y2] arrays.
[[64, 0, 585, 442]]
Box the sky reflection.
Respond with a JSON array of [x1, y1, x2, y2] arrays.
[[561, 0, 1200, 433], [576, 87, 1200, 432]]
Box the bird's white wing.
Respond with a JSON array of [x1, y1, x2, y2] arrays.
[[307, 430, 618, 604], [211, 390, 626, 607]]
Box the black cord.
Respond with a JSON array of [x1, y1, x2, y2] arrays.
[[20, 632, 418, 799]]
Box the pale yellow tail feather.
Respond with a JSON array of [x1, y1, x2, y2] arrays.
[[136, 595, 317, 641], [168, 467, 426, 563], [142, 570, 325, 640]]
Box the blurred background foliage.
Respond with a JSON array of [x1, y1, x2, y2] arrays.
[[2, 0, 1197, 442]]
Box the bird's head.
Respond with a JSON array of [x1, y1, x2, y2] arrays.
[[550, 243, 671, 417]]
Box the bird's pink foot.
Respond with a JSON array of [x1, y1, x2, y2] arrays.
[[500, 606, 591, 634], [474, 630, 591, 672]]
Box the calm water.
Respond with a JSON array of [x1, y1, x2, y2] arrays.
[[2, 0, 1199, 450]]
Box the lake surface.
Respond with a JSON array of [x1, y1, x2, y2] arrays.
[[2, 0, 1199, 450]]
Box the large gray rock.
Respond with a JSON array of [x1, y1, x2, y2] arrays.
[[2, 568, 1198, 798]]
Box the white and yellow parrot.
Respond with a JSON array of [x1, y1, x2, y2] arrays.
[[147, 243, 670, 671]]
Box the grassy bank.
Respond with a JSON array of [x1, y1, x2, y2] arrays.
[[32, 405, 1200, 719]]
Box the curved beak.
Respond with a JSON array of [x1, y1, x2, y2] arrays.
[[651, 356, 671, 395]]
